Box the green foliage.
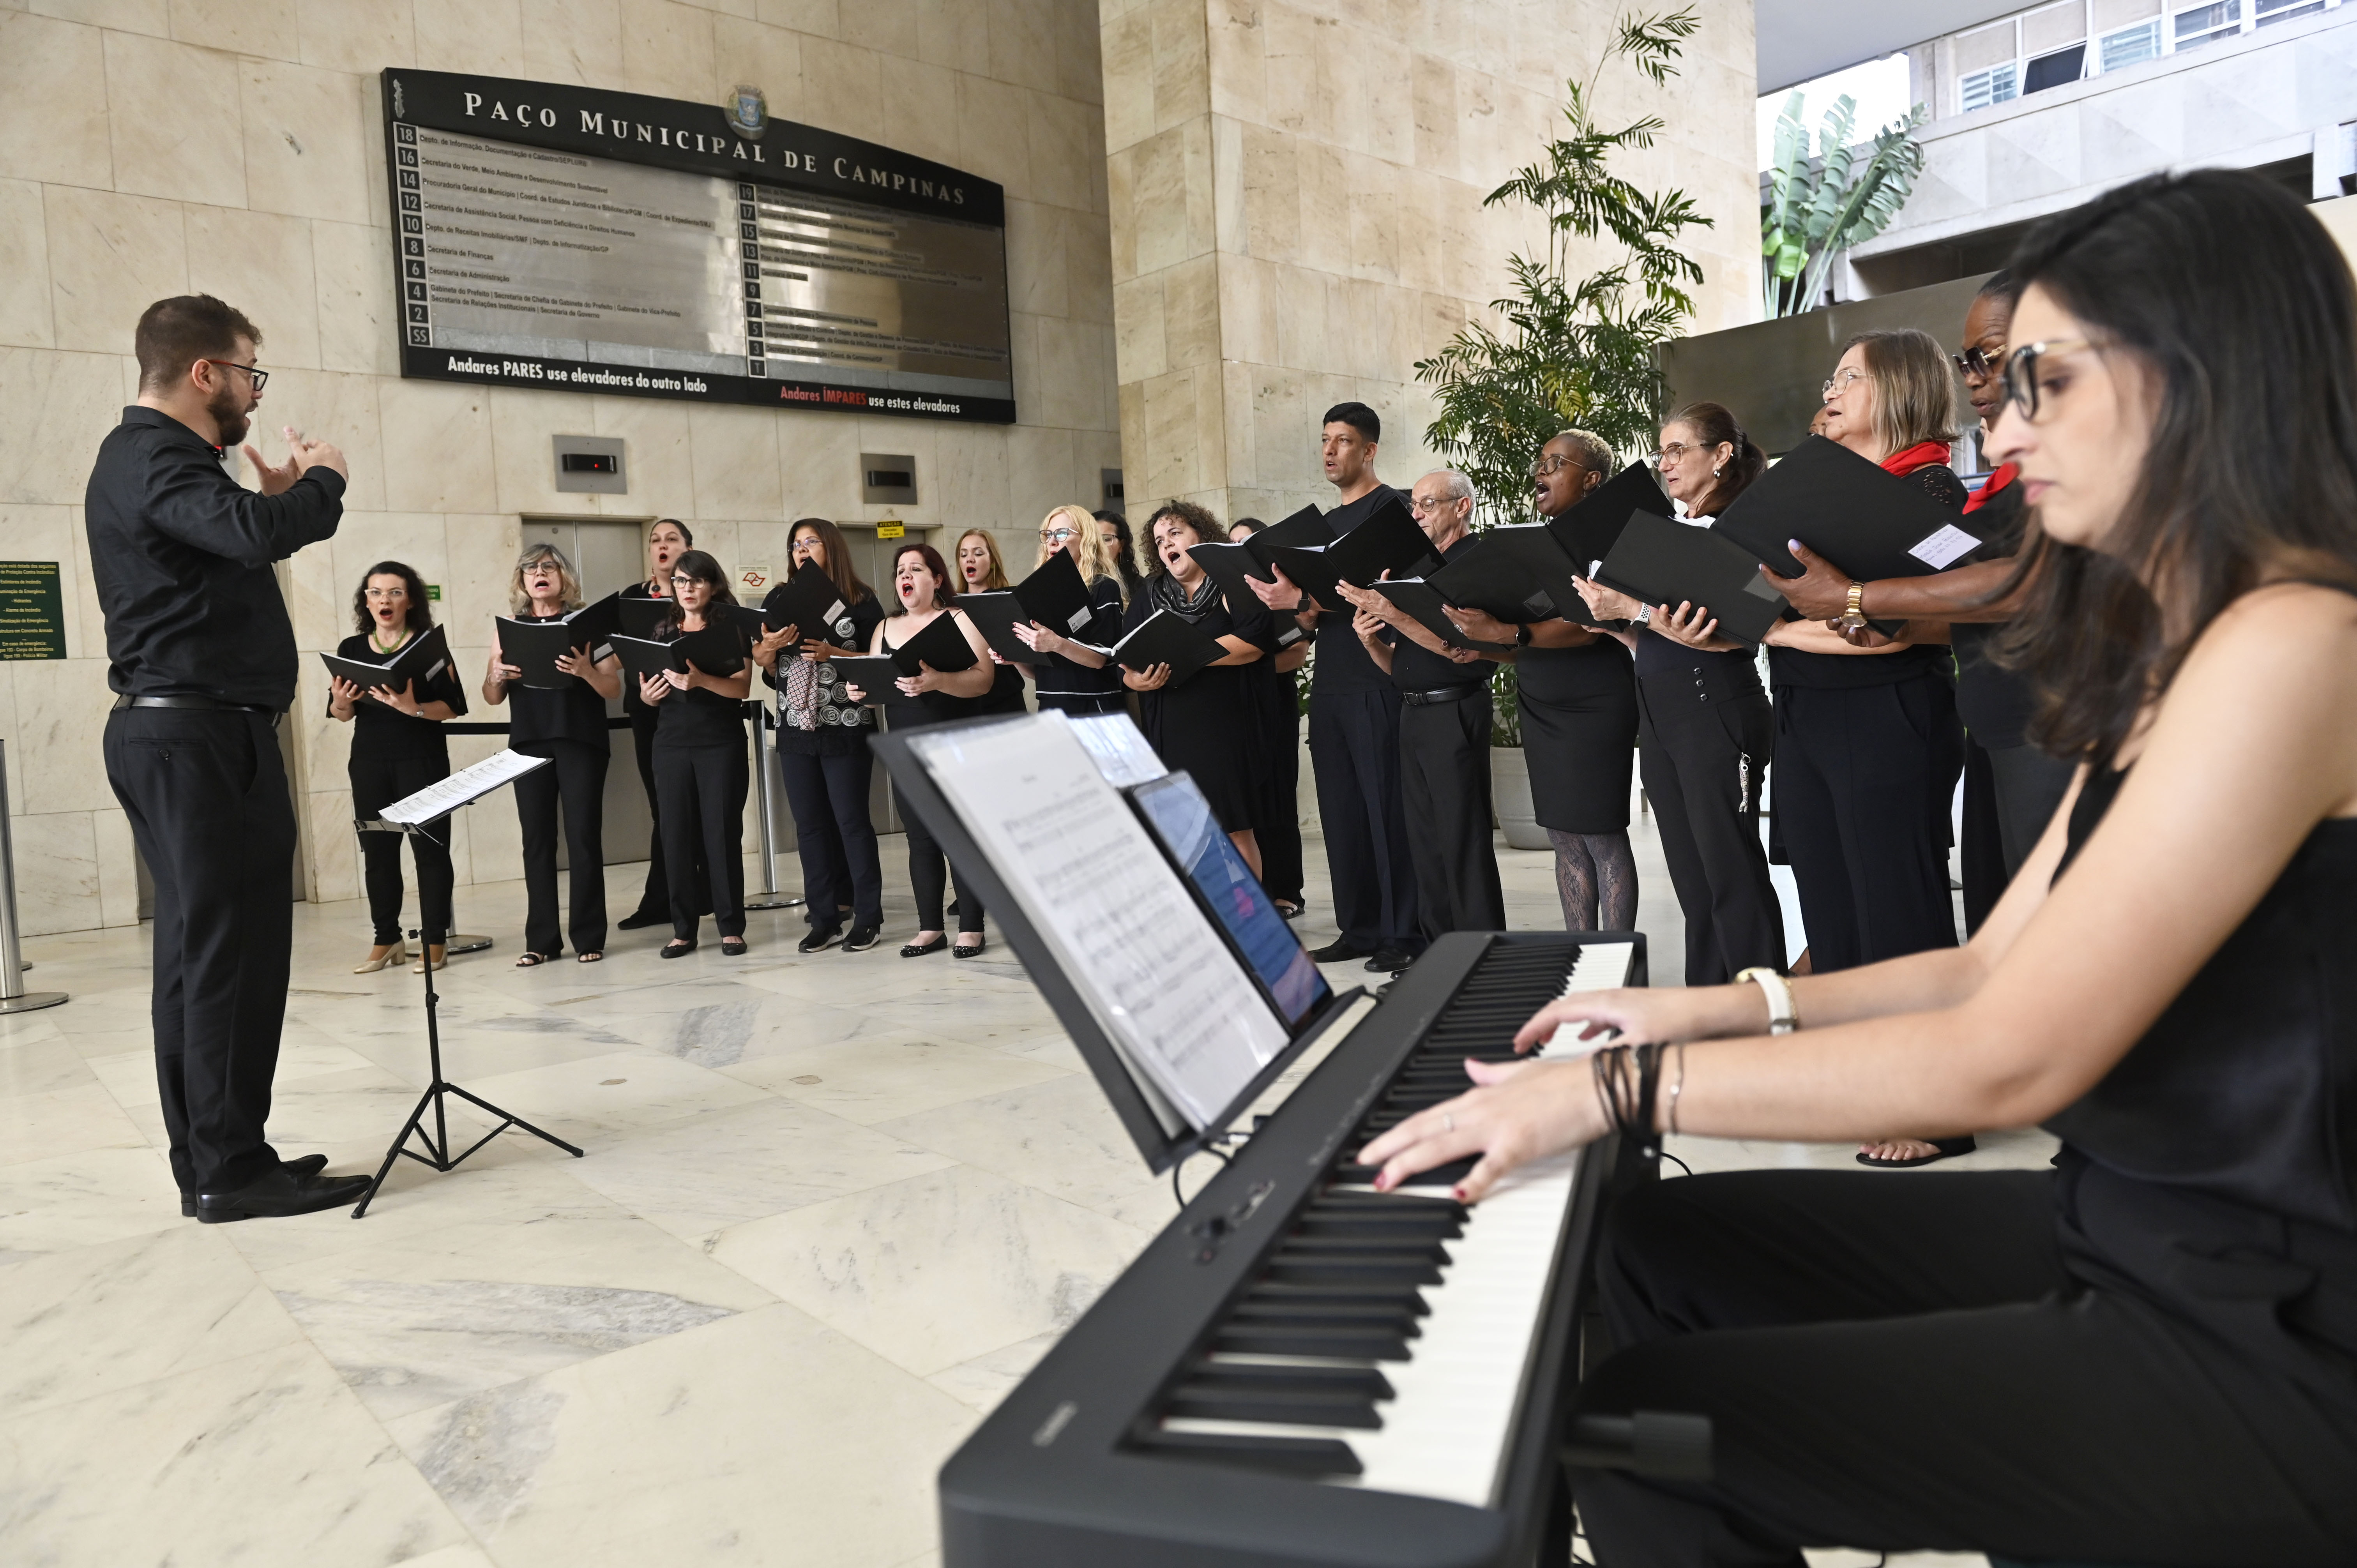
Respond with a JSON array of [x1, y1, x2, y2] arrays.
[[1414, 9, 1713, 530], [1489, 661, 1521, 748], [1760, 93, 1928, 318]]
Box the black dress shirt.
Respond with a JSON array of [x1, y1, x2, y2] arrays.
[[1384, 532, 1491, 691], [86, 406, 345, 709], [1309, 484, 1411, 696]]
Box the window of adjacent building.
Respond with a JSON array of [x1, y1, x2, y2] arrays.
[[2024, 42, 2090, 89], [1962, 61, 2021, 110], [2256, 0, 2324, 21], [2099, 18, 2166, 65], [2173, 0, 2244, 46]]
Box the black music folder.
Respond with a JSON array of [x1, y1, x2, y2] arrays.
[[955, 590, 1035, 665], [1266, 494, 1430, 608], [319, 623, 450, 692], [724, 604, 782, 642], [1711, 434, 1986, 582], [833, 655, 924, 708], [761, 566, 850, 640], [1549, 460, 1672, 569], [494, 616, 596, 689], [1014, 549, 1101, 639], [563, 591, 624, 651], [1373, 579, 1512, 655], [1595, 510, 1790, 645], [1234, 503, 1333, 577], [607, 632, 685, 685], [888, 610, 980, 675], [1109, 608, 1225, 686], [616, 595, 672, 640], [1427, 528, 1580, 625], [1186, 540, 1272, 599]]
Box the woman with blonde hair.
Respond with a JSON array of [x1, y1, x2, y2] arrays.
[[482, 542, 622, 965], [955, 527, 1031, 717], [1012, 503, 1130, 716]]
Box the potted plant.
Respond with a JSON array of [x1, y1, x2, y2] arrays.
[[1486, 663, 1549, 849]]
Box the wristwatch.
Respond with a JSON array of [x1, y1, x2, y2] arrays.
[[1515, 623, 1534, 647], [1633, 604, 1655, 629], [1735, 966, 1799, 1035], [1838, 581, 1868, 632]]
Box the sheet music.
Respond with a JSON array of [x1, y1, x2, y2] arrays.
[[907, 718, 1286, 1127], [1064, 711, 1169, 787], [380, 748, 553, 825]]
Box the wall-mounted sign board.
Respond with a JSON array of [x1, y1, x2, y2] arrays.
[[383, 70, 1015, 423], [0, 562, 65, 661]]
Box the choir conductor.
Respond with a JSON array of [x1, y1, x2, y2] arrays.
[[90, 295, 371, 1222]]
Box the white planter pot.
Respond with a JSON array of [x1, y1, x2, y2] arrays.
[[1490, 747, 1549, 849]]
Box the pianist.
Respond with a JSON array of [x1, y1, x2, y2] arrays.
[[1360, 171, 2357, 1566]]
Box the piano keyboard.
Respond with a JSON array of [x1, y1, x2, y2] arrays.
[[939, 931, 1644, 1568]]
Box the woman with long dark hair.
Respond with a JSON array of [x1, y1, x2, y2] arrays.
[[329, 560, 466, 974], [1364, 169, 2357, 1566], [636, 547, 753, 957], [843, 542, 995, 956], [1122, 501, 1272, 872], [1096, 509, 1148, 603], [618, 518, 695, 931], [1227, 517, 1309, 918], [754, 517, 886, 954], [1575, 405, 1784, 986], [483, 542, 620, 966]]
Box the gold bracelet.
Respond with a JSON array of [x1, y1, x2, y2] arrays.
[[1838, 581, 1868, 632]]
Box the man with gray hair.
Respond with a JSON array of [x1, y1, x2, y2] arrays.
[[1337, 468, 1505, 953]]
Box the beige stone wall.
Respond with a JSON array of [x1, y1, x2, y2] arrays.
[[1099, 0, 1762, 526], [0, 0, 1118, 934]]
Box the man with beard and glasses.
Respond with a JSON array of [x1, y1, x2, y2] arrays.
[[88, 293, 368, 1223]]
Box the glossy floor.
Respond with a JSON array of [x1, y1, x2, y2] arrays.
[[0, 815, 2041, 1568]]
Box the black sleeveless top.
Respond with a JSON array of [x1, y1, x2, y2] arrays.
[[2046, 761, 2357, 1381]]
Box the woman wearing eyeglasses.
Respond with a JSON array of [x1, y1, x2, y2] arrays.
[[636, 549, 754, 958], [617, 518, 698, 932], [1361, 167, 2357, 1568], [329, 561, 466, 975], [482, 543, 621, 966], [955, 527, 1031, 717], [1011, 504, 1129, 716]]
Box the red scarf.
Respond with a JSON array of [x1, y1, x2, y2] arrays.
[[1963, 461, 2019, 516], [1879, 440, 1952, 480]]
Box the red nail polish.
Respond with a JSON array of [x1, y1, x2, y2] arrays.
[[1453, 1185, 1468, 1202]]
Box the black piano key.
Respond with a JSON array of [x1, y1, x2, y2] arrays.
[[1186, 1363, 1395, 1398], [1279, 1234, 1452, 1263], [1266, 1254, 1443, 1286], [1294, 1212, 1462, 1240], [1166, 1384, 1383, 1429], [1310, 1192, 1468, 1221], [1131, 1429, 1363, 1476], [1329, 1157, 1479, 1187], [1212, 1323, 1412, 1360], [1239, 1282, 1431, 1316]]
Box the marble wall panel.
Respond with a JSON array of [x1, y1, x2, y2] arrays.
[[93, 805, 139, 926], [14, 810, 101, 937], [292, 0, 412, 75], [955, 70, 1034, 200], [10, 661, 114, 817], [1029, 88, 1100, 214], [1097, 6, 1155, 155], [185, 205, 321, 374], [43, 186, 189, 358], [843, 0, 918, 58], [776, 413, 864, 521], [915, 0, 988, 72], [0, 13, 115, 191], [0, 350, 129, 507], [103, 30, 246, 210], [311, 221, 401, 378], [487, 388, 605, 518], [589, 398, 695, 521], [376, 380, 498, 515], [878, 56, 961, 171], [239, 56, 373, 227], [525, 0, 627, 87], [619, 0, 721, 101], [0, 180, 56, 352], [798, 34, 886, 147]]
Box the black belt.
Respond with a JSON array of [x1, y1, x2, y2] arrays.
[[113, 694, 280, 720], [1399, 683, 1488, 706]]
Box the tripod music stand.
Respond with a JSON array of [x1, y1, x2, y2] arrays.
[[350, 755, 585, 1217]]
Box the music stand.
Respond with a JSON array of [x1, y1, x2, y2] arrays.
[[351, 752, 585, 1217]]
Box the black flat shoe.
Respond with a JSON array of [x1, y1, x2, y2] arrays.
[[900, 936, 948, 958], [183, 1153, 329, 1217], [952, 936, 988, 960], [843, 926, 880, 952], [1365, 947, 1415, 973], [660, 939, 698, 959], [195, 1167, 374, 1223], [721, 937, 748, 957], [617, 909, 666, 930], [1306, 939, 1367, 963], [799, 925, 843, 954], [1857, 1135, 1977, 1169]]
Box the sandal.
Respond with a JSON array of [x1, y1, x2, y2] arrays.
[[515, 951, 555, 968], [576, 951, 603, 963]]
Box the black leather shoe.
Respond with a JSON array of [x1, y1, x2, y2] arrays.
[[952, 936, 988, 960], [1306, 940, 1367, 963], [799, 924, 843, 954], [900, 935, 947, 958], [617, 909, 667, 930], [843, 926, 880, 952], [195, 1167, 374, 1223], [1365, 947, 1415, 973], [182, 1153, 330, 1217]]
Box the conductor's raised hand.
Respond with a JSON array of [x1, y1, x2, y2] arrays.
[[1759, 540, 1853, 620], [1357, 1057, 1605, 1203], [1123, 661, 1171, 692], [638, 671, 671, 704]]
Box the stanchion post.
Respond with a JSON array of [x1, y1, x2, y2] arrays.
[[744, 701, 800, 912], [0, 740, 68, 1014]]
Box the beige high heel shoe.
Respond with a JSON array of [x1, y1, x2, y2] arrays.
[[410, 944, 447, 975], [354, 942, 406, 974]]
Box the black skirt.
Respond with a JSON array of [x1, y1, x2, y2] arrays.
[[1138, 663, 1267, 832], [1517, 639, 1637, 833]]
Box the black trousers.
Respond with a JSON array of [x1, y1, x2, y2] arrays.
[[1636, 666, 1783, 986], [779, 741, 883, 929], [1986, 740, 2074, 871], [626, 706, 667, 918], [655, 739, 747, 939], [349, 748, 452, 946], [1251, 680, 1306, 903], [898, 782, 982, 933], [1308, 687, 1419, 951], [1770, 676, 1962, 972], [1399, 694, 1504, 941], [514, 738, 607, 956], [1573, 1171, 2357, 1566], [103, 707, 293, 1195]]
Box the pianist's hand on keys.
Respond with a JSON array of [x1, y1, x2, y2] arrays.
[[1357, 1057, 1609, 1205], [1508, 985, 1719, 1052]]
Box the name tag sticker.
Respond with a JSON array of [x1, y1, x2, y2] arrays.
[[1908, 524, 1980, 570], [823, 599, 846, 623], [1067, 606, 1094, 633]]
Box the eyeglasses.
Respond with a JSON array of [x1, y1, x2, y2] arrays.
[[1039, 527, 1078, 543], [1820, 367, 1868, 399], [1409, 494, 1462, 514], [202, 359, 268, 391], [668, 574, 700, 588], [1950, 344, 2009, 379], [1998, 338, 2094, 422], [1649, 441, 1705, 467], [1528, 453, 1589, 481]]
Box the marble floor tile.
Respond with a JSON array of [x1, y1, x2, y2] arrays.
[[0, 1080, 150, 1167], [720, 1032, 1073, 1125], [873, 1071, 1184, 1233], [0, 1143, 184, 1260], [385, 1303, 975, 1568], [560, 1094, 956, 1242], [710, 1164, 1148, 1377], [0, 1036, 95, 1095], [0, 1223, 299, 1420], [922, 1328, 1061, 1413], [0, 1339, 473, 1566], [443, 1048, 776, 1138], [394, 1546, 502, 1568]]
